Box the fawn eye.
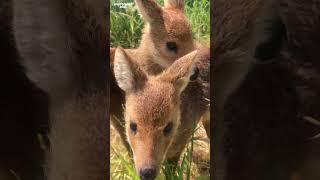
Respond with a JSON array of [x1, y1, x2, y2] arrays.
[[163, 122, 173, 136], [166, 42, 178, 52], [130, 122, 137, 134]]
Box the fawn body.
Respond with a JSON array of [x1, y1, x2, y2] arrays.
[[114, 47, 209, 180], [110, 0, 210, 158]]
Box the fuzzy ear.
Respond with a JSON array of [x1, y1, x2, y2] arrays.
[[113, 47, 147, 93], [159, 50, 198, 93], [134, 0, 163, 24], [164, 0, 184, 10]]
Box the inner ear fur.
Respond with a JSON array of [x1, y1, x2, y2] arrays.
[[113, 47, 147, 93], [135, 0, 164, 24]]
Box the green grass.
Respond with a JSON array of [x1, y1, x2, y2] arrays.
[[110, 0, 210, 48], [110, 0, 144, 48], [184, 0, 210, 43]]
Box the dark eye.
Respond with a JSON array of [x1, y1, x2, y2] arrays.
[[130, 122, 137, 134], [166, 42, 178, 52], [163, 122, 173, 136]]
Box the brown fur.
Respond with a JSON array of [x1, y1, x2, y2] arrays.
[[212, 0, 271, 178], [46, 92, 108, 180], [14, 0, 107, 106], [43, 0, 109, 179], [114, 47, 209, 178]]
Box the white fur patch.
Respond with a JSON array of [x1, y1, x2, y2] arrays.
[[114, 49, 135, 92]]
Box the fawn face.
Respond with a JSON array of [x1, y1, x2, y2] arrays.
[[114, 47, 197, 180], [136, 0, 195, 67]]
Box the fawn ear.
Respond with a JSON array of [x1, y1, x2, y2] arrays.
[[160, 50, 198, 93], [135, 0, 163, 24], [114, 47, 147, 93], [164, 0, 184, 10]]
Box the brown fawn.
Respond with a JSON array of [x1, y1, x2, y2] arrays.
[[113, 46, 209, 180], [110, 0, 210, 156]]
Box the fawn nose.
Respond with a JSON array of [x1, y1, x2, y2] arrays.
[[139, 167, 156, 180]]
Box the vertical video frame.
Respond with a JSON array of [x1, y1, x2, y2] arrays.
[[110, 0, 210, 179]]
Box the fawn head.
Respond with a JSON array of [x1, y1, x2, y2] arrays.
[[135, 0, 195, 67], [114, 47, 197, 180]]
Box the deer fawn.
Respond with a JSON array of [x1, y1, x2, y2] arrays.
[[113, 46, 209, 180], [110, 0, 210, 156]]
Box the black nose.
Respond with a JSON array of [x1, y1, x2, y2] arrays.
[[139, 168, 156, 180]]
